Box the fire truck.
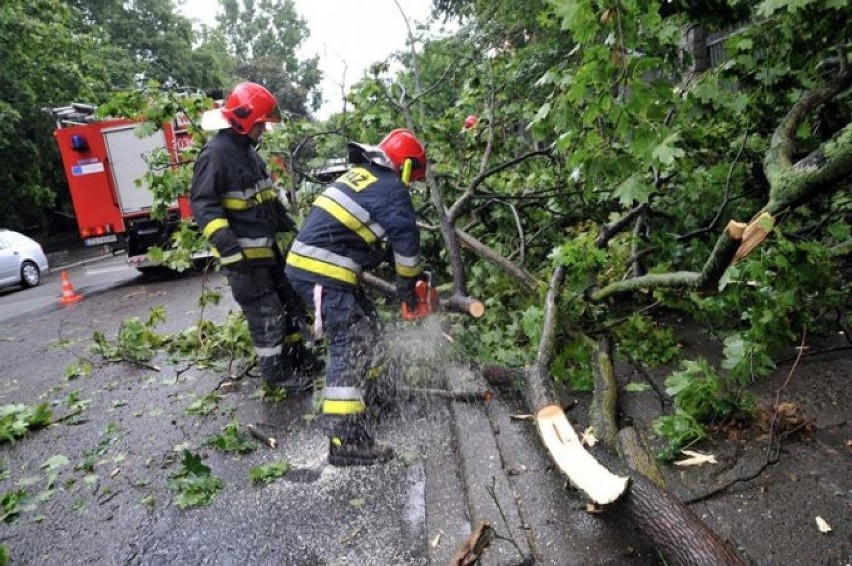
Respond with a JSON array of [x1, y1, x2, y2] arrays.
[[49, 104, 196, 270]]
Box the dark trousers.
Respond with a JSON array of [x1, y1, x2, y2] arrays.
[[289, 278, 383, 439], [225, 263, 306, 384]]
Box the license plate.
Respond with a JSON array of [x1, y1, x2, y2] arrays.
[[84, 234, 118, 246]]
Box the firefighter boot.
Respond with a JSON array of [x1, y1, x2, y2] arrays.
[[262, 354, 313, 395], [287, 342, 325, 380], [327, 424, 393, 467]]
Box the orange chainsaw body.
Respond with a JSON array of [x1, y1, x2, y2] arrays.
[[401, 274, 440, 320]]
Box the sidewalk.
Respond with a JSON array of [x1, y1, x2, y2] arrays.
[[45, 240, 121, 270]]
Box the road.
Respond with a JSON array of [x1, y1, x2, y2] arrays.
[[0, 268, 473, 565], [0, 254, 142, 325]]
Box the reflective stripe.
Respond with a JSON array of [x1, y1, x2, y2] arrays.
[[243, 248, 275, 259], [288, 253, 357, 284], [324, 386, 363, 400], [237, 237, 273, 248], [323, 399, 366, 415], [288, 241, 361, 284], [221, 198, 253, 210], [396, 263, 422, 277], [314, 195, 379, 245], [237, 237, 275, 260], [394, 250, 422, 277], [220, 252, 243, 265], [324, 187, 386, 239], [221, 181, 278, 210], [285, 332, 302, 344], [255, 345, 282, 357], [313, 284, 324, 339], [202, 218, 229, 239], [394, 252, 420, 268]]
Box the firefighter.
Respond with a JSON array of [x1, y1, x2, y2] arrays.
[[285, 128, 427, 466], [190, 81, 321, 393]]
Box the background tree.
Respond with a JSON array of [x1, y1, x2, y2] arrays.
[[215, 0, 321, 116], [0, 0, 132, 230]]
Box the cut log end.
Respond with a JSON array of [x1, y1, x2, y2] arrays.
[[535, 405, 629, 504], [468, 300, 485, 318]]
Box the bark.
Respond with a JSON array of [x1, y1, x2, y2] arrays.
[[524, 263, 747, 565], [590, 337, 618, 449], [455, 228, 540, 292], [763, 67, 852, 214], [590, 220, 746, 300], [617, 426, 666, 488]]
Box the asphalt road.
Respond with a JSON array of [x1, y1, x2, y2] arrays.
[[0, 254, 142, 325], [0, 268, 469, 565]]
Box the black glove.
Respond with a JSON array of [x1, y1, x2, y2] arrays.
[[395, 276, 418, 310], [278, 211, 299, 233]]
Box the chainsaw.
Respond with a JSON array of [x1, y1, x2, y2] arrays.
[[401, 271, 440, 321]]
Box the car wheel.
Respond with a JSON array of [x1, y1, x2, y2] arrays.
[[21, 261, 40, 288]]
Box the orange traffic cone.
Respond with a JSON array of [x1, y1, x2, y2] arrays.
[[58, 270, 83, 305]]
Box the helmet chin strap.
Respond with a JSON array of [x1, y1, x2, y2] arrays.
[[401, 158, 413, 186]]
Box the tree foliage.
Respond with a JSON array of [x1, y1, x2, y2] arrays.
[[216, 0, 321, 115], [318, 0, 851, 450]]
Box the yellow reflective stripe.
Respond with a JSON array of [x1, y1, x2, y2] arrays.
[[287, 252, 358, 285], [220, 252, 243, 265], [285, 332, 302, 344], [255, 188, 278, 202], [243, 247, 275, 259], [202, 218, 230, 239], [396, 263, 422, 277], [221, 198, 251, 210], [314, 195, 377, 245], [323, 399, 366, 415], [221, 188, 278, 210]]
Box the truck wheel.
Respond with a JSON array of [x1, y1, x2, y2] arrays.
[[21, 261, 41, 288]]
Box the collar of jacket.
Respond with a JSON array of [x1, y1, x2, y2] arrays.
[[220, 128, 257, 149]]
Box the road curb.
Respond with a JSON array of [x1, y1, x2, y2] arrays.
[[48, 251, 121, 272], [446, 365, 533, 565]]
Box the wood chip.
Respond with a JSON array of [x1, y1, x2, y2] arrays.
[[581, 427, 598, 447], [675, 450, 718, 467], [815, 516, 832, 533]]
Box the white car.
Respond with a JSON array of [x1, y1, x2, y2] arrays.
[[0, 229, 50, 290]]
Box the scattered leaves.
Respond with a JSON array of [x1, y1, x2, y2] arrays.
[[248, 460, 291, 484], [206, 420, 256, 454], [0, 403, 52, 443], [167, 450, 223, 509]]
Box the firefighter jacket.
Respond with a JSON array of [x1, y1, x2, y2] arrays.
[[190, 129, 295, 267], [285, 163, 421, 289]]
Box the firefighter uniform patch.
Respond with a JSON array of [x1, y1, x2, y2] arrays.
[[338, 167, 378, 192]]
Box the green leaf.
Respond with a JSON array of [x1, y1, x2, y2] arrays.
[[248, 460, 291, 484], [651, 132, 685, 166], [623, 382, 651, 392], [40, 455, 69, 473], [613, 173, 651, 206]]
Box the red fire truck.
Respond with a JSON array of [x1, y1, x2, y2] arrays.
[[50, 104, 196, 270]]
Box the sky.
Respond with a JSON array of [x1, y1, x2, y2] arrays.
[[178, 0, 439, 119]]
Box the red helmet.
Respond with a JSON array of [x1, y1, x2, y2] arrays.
[[220, 82, 281, 135], [378, 129, 427, 182]]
